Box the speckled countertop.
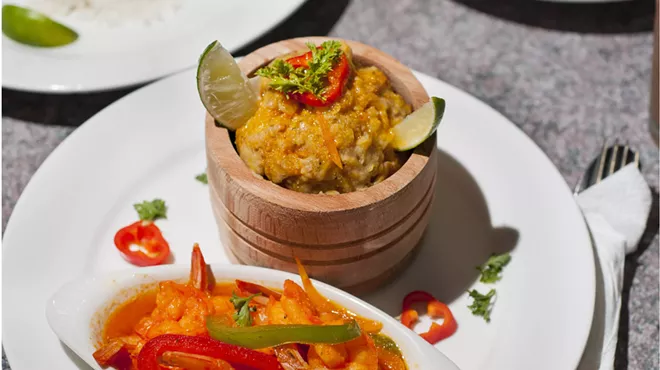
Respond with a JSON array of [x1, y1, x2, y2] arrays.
[[2, 0, 658, 368]]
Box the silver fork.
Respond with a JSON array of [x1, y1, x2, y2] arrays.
[[573, 142, 641, 195]]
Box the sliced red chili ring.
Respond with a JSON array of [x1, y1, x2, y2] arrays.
[[113, 221, 170, 266], [400, 290, 457, 344]]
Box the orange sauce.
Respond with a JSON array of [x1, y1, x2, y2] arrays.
[[102, 283, 242, 340], [104, 290, 157, 340]]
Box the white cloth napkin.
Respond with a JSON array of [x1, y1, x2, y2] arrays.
[[576, 164, 653, 370]]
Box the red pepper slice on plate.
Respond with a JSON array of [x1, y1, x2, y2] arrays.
[[400, 290, 457, 344], [286, 49, 350, 107], [137, 334, 283, 370], [113, 221, 170, 266]]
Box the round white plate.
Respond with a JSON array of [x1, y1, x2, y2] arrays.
[[3, 68, 595, 370], [1, 0, 306, 93]]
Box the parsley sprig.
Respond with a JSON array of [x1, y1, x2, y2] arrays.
[[230, 292, 261, 327], [133, 199, 167, 221], [467, 252, 511, 322], [467, 289, 496, 322], [477, 252, 511, 283], [255, 40, 343, 101], [195, 172, 208, 184]]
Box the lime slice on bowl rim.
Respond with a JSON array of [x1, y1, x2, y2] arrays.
[[2, 4, 78, 47], [392, 97, 446, 151], [197, 41, 259, 130]]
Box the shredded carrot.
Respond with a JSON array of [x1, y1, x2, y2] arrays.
[[317, 112, 343, 169]]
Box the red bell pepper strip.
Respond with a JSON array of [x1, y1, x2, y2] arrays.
[[400, 290, 457, 344], [114, 221, 170, 266], [400, 309, 418, 329], [286, 50, 350, 107], [137, 334, 284, 370], [160, 351, 234, 369]]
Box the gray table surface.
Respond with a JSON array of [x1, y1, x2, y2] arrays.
[[2, 0, 658, 369]]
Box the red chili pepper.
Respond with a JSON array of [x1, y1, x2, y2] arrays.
[[113, 221, 170, 266], [400, 309, 418, 329], [286, 50, 350, 107], [137, 334, 283, 370], [400, 291, 457, 344]]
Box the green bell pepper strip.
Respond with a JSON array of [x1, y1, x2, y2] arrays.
[[206, 317, 362, 349], [369, 333, 402, 357]]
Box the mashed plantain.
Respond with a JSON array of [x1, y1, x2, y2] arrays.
[[236, 65, 411, 194]]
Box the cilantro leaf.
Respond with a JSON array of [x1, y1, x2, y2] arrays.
[[196, 172, 208, 184], [256, 59, 312, 95], [133, 199, 167, 221], [230, 292, 261, 327], [477, 252, 511, 283], [255, 40, 344, 101], [467, 289, 496, 322]]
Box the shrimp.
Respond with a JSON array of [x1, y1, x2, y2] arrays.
[[134, 280, 214, 339], [267, 295, 290, 325], [279, 280, 375, 370], [127, 244, 219, 341], [343, 334, 379, 370], [281, 279, 320, 324], [309, 344, 348, 368], [92, 335, 144, 369], [274, 344, 310, 370]]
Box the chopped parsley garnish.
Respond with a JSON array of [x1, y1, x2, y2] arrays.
[[196, 172, 208, 184], [230, 292, 261, 327], [255, 40, 343, 101], [477, 252, 511, 283], [133, 199, 167, 221], [467, 289, 496, 322]]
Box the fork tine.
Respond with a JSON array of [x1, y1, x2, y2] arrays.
[[595, 142, 608, 184], [633, 150, 640, 169], [621, 145, 630, 167], [608, 145, 619, 177]]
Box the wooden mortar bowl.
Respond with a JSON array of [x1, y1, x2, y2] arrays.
[[205, 37, 437, 293]]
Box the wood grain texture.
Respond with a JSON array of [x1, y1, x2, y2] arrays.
[[206, 37, 437, 291]]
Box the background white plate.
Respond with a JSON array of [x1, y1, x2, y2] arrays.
[[2, 68, 595, 370], [1, 0, 306, 93]]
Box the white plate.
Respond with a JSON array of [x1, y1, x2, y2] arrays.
[[2, 68, 595, 370], [1, 0, 306, 93], [46, 262, 460, 370]]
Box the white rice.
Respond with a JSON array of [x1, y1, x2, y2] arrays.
[[26, 0, 183, 26]]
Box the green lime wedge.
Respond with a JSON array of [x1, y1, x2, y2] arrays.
[[2, 5, 78, 47], [392, 97, 446, 151], [197, 41, 259, 130]]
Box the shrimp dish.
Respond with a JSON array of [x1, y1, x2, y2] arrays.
[[93, 244, 408, 370]]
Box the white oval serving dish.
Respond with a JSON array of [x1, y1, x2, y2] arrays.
[[46, 263, 460, 370]]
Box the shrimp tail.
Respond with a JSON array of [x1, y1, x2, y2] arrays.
[[190, 243, 209, 291]]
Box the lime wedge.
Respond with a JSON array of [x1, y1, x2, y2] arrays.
[[392, 97, 446, 151], [197, 41, 258, 130], [2, 5, 78, 47]]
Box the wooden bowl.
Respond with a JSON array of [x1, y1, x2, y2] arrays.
[[205, 37, 437, 293]]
